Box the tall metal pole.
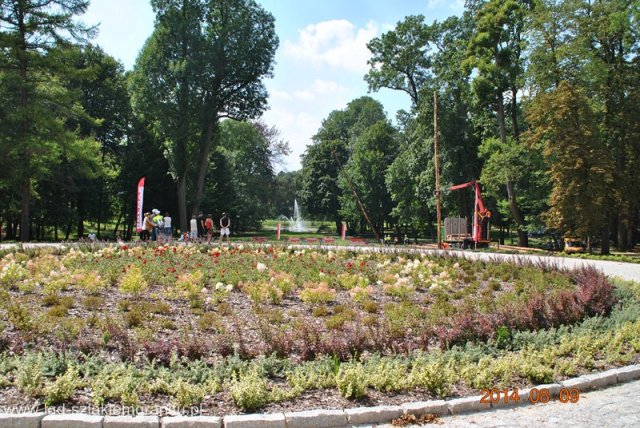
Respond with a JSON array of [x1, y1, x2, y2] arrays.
[[434, 92, 442, 249]]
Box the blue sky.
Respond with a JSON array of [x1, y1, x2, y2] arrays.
[[82, 0, 465, 171]]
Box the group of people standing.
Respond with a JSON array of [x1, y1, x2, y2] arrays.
[[139, 209, 231, 244], [189, 211, 231, 244], [140, 209, 172, 242]]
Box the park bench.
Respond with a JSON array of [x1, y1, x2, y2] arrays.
[[322, 237, 335, 243], [251, 236, 267, 243], [287, 237, 301, 243], [304, 237, 319, 244]]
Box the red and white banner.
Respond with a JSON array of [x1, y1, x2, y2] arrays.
[[341, 222, 346, 240], [135, 177, 145, 232], [276, 223, 281, 240]]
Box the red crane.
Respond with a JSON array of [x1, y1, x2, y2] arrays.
[[448, 180, 491, 245]]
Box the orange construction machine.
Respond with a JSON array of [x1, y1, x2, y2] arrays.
[[445, 180, 491, 248]]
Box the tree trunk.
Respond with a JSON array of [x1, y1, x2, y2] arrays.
[[114, 210, 123, 238], [77, 195, 85, 238], [617, 217, 628, 251], [177, 175, 188, 233], [334, 218, 342, 235], [511, 86, 519, 140], [601, 224, 610, 255], [18, 9, 31, 243], [498, 94, 527, 247], [505, 181, 528, 247], [65, 219, 72, 241], [497, 94, 508, 145], [192, 121, 217, 216], [5, 218, 13, 240], [97, 181, 104, 239], [19, 177, 30, 242]]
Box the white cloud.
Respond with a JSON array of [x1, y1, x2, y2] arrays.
[[270, 89, 293, 101], [263, 108, 319, 171], [284, 19, 379, 73], [283, 79, 348, 102], [427, 0, 464, 13], [312, 79, 347, 94], [294, 90, 315, 101]]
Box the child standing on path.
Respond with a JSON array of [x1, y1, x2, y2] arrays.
[[190, 215, 198, 241], [163, 212, 172, 240]]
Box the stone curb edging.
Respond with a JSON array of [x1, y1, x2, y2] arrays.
[[0, 364, 638, 428]]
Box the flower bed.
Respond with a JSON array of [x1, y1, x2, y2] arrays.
[[0, 244, 637, 414]]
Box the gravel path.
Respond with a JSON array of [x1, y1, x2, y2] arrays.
[[374, 380, 640, 428]]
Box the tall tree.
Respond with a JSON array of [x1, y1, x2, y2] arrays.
[[64, 45, 130, 238], [366, 15, 434, 107], [524, 82, 612, 248], [203, 120, 275, 230], [338, 120, 397, 236], [130, 0, 278, 232], [464, 0, 530, 246], [0, 0, 94, 241], [367, 14, 482, 235], [300, 97, 388, 234], [575, 0, 639, 250], [526, 0, 640, 252]]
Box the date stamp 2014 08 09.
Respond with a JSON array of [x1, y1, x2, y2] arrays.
[[479, 387, 580, 404]]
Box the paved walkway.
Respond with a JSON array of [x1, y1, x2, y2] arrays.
[[376, 379, 640, 427]]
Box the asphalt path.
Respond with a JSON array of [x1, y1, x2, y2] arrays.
[[375, 379, 640, 428]]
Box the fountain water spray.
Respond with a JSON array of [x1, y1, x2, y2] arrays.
[[288, 199, 307, 232]]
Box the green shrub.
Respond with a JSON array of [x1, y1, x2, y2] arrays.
[[172, 379, 205, 408], [15, 354, 43, 397], [299, 282, 336, 305], [312, 305, 329, 317], [47, 305, 69, 318], [364, 356, 409, 392], [0, 259, 28, 289], [409, 353, 453, 397], [83, 296, 105, 311], [118, 265, 148, 297], [286, 357, 337, 391], [227, 368, 270, 411], [7, 302, 33, 332], [75, 270, 109, 294], [172, 271, 205, 301], [44, 366, 80, 405], [325, 309, 355, 330], [336, 362, 366, 399], [91, 365, 140, 407], [124, 307, 146, 328], [363, 300, 378, 313]]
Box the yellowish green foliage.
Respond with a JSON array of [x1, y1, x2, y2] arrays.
[[118, 265, 148, 297]]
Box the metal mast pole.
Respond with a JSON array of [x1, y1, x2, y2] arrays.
[[434, 92, 442, 249]]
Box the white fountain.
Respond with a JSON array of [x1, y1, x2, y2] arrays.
[[287, 199, 308, 232]]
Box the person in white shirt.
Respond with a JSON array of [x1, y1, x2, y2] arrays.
[[163, 213, 172, 240], [190, 215, 198, 240], [219, 212, 231, 242]]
